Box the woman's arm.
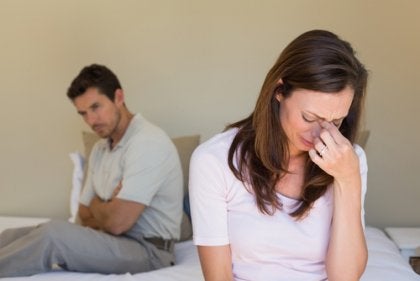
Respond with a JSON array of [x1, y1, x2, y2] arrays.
[[326, 177, 367, 281], [198, 245, 234, 281], [309, 122, 368, 281], [189, 146, 233, 281]]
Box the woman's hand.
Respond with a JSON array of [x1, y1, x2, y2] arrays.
[[309, 121, 367, 280], [308, 121, 360, 184]]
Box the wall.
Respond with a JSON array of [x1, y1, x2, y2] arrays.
[[0, 0, 419, 229]]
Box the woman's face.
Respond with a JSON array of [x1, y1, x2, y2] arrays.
[[277, 85, 354, 157]]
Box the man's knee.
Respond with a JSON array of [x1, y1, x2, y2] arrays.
[[37, 220, 72, 242]]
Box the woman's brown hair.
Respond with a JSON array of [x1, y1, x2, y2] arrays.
[[227, 30, 368, 218]]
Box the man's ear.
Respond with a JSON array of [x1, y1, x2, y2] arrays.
[[114, 89, 125, 106]]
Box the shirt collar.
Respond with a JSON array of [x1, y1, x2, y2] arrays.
[[108, 113, 143, 150]]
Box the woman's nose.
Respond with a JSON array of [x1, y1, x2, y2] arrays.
[[311, 123, 322, 139]]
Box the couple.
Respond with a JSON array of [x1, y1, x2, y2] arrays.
[[0, 29, 368, 281]]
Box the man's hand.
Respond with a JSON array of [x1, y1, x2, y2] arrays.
[[89, 196, 146, 235], [78, 181, 146, 235], [77, 203, 102, 230]]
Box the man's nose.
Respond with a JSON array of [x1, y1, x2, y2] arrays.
[[85, 112, 97, 126]]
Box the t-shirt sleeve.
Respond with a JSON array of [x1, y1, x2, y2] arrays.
[[116, 140, 170, 205], [189, 146, 230, 246], [354, 144, 368, 228]]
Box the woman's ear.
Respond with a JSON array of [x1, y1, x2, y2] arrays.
[[275, 78, 284, 102]]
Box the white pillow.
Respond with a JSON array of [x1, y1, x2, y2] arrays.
[[68, 152, 85, 223]]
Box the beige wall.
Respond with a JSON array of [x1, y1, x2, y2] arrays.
[[0, 0, 419, 229]]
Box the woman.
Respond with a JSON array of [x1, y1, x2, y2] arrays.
[[189, 30, 368, 281]]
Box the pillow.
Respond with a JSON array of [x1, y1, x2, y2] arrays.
[[68, 152, 84, 223], [73, 131, 200, 241], [171, 135, 200, 195], [82, 131, 101, 160], [171, 135, 200, 240], [81, 131, 101, 187]]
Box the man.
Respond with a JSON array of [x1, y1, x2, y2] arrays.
[[0, 64, 183, 277]]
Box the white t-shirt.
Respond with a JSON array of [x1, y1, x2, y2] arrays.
[[189, 128, 367, 281], [80, 114, 183, 240]]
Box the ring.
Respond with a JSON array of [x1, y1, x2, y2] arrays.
[[319, 145, 328, 157]]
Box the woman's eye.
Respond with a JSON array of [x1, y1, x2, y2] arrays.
[[302, 115, 315, 122]]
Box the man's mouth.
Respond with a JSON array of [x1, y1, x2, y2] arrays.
[[92, 125, 103, 132]]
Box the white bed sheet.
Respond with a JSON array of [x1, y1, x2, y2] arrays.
[[0, 216, 418, 281], [0, 216, 204, 281], [361, 226, 419, 280]]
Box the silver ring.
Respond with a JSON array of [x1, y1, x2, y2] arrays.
[[319, 145, 328, 157]]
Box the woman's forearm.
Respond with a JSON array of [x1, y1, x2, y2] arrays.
[[326, 180, 367, 281]]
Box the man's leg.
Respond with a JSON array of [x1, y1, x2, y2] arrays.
[[0, 219, 172, 277], [0, 222, 60, 277], [45, 220, 175, 274], [0, 225, 37, 248]]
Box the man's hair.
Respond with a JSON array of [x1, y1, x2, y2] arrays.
[[67, 64, 122, 101]]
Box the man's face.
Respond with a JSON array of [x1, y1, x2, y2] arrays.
[[73, 87, 122, 139]]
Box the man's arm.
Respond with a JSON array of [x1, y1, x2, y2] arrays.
[[78, 178, 146, 235], [88, 196, 146, 235], [78, 203, 102, 230]]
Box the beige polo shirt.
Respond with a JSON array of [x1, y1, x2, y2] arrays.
[[80, 114, 183, 240]]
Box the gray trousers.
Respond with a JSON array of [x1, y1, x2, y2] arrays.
[[0, 220, 174, 277]]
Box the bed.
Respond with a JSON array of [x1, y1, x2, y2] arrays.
[[0, 216, 418, 280], [1, 133, 419, 280]]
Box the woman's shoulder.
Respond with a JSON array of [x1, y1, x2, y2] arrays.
[[196, 128, 238, 154], [353, 143, 368, 172], [191, 128, 238, 164], [353, 143, 365, 155]]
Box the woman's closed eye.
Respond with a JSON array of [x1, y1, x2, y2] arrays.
[[303, 112, 343, 127], [302, 114, 316, 123]]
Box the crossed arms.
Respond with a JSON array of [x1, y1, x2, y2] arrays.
[[78, 182, 145, 235]]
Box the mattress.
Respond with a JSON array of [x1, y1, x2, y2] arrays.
[[0, 216, 418, 280]]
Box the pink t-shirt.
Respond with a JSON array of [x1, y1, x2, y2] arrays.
[[189, 128, 367, 281]]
